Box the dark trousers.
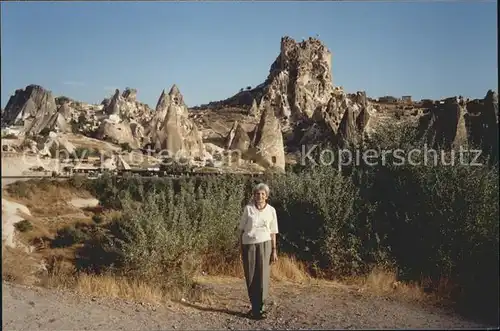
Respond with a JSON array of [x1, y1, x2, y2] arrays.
[[241, 240, 272, 313]]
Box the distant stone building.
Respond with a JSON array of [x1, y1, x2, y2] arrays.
[[402, 95, 412, 103], [378, 96, 398, 103]]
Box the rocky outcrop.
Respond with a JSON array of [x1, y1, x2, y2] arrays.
[[103, 88, 152, 121], [225, 121, 251, 152], [417, 96, 469, 149], [198, 37, 375, 148], [147, 85, 205, 159], [202, 37, 334, 123], [39, 132, 76, 157], [260, 36, 334, 122], [94, 116, 142, 149], [295, 88, 374, 148], [2, 85, 58, 135], [46, 103, 72, 133], [249, 99, 260, 117], [465, 90, 498, 157], [247, 105, 286, 171]]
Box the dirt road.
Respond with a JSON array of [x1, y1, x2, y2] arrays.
[[2, 277, 489, 331]]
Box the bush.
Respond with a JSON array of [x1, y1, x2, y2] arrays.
[[6, 181, 31, 199], [2, 133, 17, 139], [69, 147, 101, 160], [119, 142, 132, 152], [14, 220, 33, 232], [91, 214, 104, 224], [51, 225, 91, 248]]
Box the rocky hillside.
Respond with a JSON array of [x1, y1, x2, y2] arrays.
[[2, 36, 498, 171]]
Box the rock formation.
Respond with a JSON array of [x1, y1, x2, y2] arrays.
[[46, 102, 72, 133], [103, 88, 152, 121], [225, 121, 251, 152], [295, 88, 374, 148], [147, 85, 205, 159], [94, 117, 141, 149], [247, 105, 286, 171], [249, 99, 260, 117], [39, 131, 76, 157], [465, 90, 498, 158], [202, 36, 335, 125], [199, 37, 374, 148], [2, 85, 58, 135], [260, 36, 334, 122], [417, 96, 469, 150]]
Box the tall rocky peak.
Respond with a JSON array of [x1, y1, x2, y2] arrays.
[[121, 88, 137, 102], [249, 99, 260, 117], [155, 90, 169, 112], [202, 36, 334, 122], [262, 36, 334, 119], [168, 84, 188, 117], [147, 84, 205, 158], [2, 84, 58, 135]]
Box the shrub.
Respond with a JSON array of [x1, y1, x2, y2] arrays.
[[119, 142, 132, 152], [51, 225, 91, 248], [92, 214, 104, 224], [6, 181, 31, 199], [14, 220, 33, 232], [2, 133, 17, 139]]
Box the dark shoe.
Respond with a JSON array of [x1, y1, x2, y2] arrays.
[[247, 308, 266, 320]]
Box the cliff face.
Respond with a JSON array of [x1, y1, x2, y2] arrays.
[[2, 85, 58, 135]]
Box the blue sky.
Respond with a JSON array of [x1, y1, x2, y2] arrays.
[[1, 1, 497, 108]]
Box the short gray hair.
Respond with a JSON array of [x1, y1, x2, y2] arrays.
[[253, 183, 270, 196]]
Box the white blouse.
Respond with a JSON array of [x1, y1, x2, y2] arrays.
[[238, 203, 279, 245]]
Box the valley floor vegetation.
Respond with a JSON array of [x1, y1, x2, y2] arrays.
[[3, 126, 499, 324]]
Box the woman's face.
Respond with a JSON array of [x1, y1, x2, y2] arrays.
[[253, 190, 267, 203]]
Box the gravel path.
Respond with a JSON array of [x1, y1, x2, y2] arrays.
[[2, 277, 490, 331]]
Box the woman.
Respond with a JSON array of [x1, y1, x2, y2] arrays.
[[238, 183, 279, 319]]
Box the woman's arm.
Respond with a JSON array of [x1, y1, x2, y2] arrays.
[[271, 233, 277, 252], [270, 208, 279, 261], [238, 206, 248, 247]]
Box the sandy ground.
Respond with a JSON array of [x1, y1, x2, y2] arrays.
[[69, 198, 99, 209], [2, 277, 490, 331], [1, 154, 57, 187], [1, 198, 31, 248]]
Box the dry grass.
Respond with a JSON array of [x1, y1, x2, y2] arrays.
[[341, 267, 452, 305], [202, 254, 310, 284], [2, 244, 42, 285], [99, 209, 123, 223], [74, 274, 165, 304], [270, 255, 310, 283]]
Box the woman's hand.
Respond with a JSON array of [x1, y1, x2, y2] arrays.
[[271, 249, 278, 263]]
